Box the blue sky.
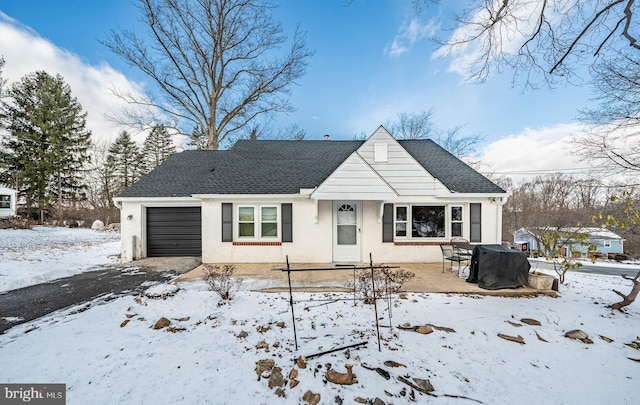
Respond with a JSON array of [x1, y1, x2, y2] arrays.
[[0, 0, 593, 182]]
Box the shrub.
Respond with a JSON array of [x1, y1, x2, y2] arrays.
[[0, 216, 35, 229], [202, 264, 243, 300], [346, 267, 415, 302]]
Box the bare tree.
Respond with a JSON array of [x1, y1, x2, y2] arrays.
[[502, 173, 604, 241], [385, 110, 436, 140], [433, 1, 640, 85], [385, 109, 485, 158], [428, 1, 640, 178], [608, 270, 640, 310], [103, 0, 313, 150]]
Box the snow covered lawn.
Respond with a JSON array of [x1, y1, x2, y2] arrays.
[[0, 227, 638, 404], [0, 226, 120, 292], [0, 273, 639, 404]]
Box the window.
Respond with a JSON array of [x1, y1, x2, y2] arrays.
[[451, 206, 463, 237], [238, 207, 255, 237], [393, 204, 468, 240], [261, 206, 278, 237], [412, 206, 445, 238], [470, 203, 481, 242], [395, 206, 407, 237], [603, 240, 611, 248], [0, 195, 9, 209], [337, 204, 357, 245], [237, 205, 278, 239]]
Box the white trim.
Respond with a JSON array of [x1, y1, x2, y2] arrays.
[[192, 193, 306, 200], [311, 152, 398, 201], [114, 196, 201, 205], [236, 204, 281, 241]]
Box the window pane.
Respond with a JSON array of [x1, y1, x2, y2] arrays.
[[395, 222, 406, 237], [337, 225, 356, 245], [337, 209, 356, 225], [239, 207, 254, 221], [451, 206, 462, 221], [239, 223, 254, 237], [261, 206, 277, 222], [0, 195, 9, 209], [452, 223, 462, 237], [261, 223, 277, 237], [411, 206, 445, 238], [396, 206, 407, 221]]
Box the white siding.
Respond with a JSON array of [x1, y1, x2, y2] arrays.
[[357, 127, 450, 196], [202, 198, 334, 263], [312, 153, 397, 200], [0, 186, 17, 217]]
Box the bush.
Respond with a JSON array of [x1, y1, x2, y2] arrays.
[[346, 267, 415, 302], [202, 264, 243, 300], [0, 216, 35, 229]]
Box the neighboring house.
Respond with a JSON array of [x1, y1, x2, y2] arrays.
[[514, 227, 624, 257], [114, 127, 507, 264], [0, 186, 17, 218]]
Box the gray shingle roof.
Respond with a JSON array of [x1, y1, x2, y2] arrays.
[[117, 139, 505, 197], [400, 140, 505, 194]]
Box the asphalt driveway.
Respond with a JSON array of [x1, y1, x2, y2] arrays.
[[0, 257, 201, 334]]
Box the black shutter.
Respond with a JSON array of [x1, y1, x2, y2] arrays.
[[470, 203, 481, 242], [222, 203, 233, 242], [382, 203, 394, 242], [281, 203, 292, 242]]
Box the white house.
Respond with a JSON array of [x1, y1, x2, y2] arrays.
[[114, 127, 508, 264], [0, 186, 17, 218]]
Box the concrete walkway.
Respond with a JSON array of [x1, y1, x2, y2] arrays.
[[177, 261, 555, 297]]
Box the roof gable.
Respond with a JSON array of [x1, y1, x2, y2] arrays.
[[356, 126, 450, 196], [311, 151, 397, 200]]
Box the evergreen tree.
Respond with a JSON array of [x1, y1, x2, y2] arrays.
[[0, 71, 91, 216], [187, 125, 208, 150], [106, 131, 144, 196], [142, 124, 175, 172]]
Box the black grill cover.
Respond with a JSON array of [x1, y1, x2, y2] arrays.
[[466, 244, 530, 290]]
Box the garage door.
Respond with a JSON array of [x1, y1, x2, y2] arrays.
[[146, 207, 202, 257]]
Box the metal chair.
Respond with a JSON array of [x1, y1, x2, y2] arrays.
[[440, 244, 466, 274]]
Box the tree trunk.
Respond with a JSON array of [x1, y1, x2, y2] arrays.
[[608, 270, 640, 310]]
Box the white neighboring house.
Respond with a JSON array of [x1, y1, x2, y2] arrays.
[[0, 186, 17, 218], [114, 127, 508, 264]]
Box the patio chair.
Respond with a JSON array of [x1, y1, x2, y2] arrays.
[[440, 244, 466, 274]]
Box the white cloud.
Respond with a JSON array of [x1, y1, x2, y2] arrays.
[[0, 12, 148, 144], [478, 123, 589, 184], [386, 18, 436, 58]]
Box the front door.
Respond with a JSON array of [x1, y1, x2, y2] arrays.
[[332, 201, 361, 262]]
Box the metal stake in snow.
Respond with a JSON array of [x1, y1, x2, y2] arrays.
[[370, 252, 381, 352], [273, 255, 396, 351], [285, 255, 298, 350]]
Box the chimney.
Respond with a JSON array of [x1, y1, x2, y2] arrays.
[[324, 134, 330, 141]]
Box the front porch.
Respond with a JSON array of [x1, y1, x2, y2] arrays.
[[176, 261, 554, 297]]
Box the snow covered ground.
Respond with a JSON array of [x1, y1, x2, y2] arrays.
[[0, 226, 120, 292], [0, 228, 639, 404]]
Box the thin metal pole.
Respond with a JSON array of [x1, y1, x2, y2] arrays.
[[370, 253, 381, 352], [353, 267, 356, 307], [386, 269, 392, 330], [286, 255, 298, 350]]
